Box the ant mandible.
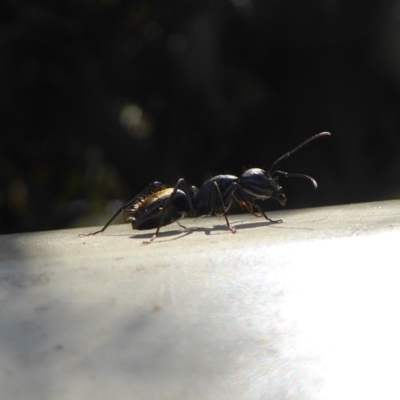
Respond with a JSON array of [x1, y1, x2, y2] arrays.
[[79, 131, 331, 243]]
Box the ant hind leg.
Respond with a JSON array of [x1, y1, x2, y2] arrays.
[[79, 181, 164, 237]]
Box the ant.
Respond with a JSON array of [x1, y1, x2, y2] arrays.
[[79, 131, 330, 243]]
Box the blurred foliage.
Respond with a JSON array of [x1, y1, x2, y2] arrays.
[[1, 0, 400, 233]]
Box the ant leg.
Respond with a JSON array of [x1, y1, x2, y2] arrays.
[[177, 221, 188, 230], [210, 182, 236, 233], [234, 186, 282, 224], [79, 181, 164, 237], [233, 194, 263, 217], [143, 178, 196, 244]]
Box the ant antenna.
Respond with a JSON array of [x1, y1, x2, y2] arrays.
[[272, 171, 318, 189], [267, 131, 331, 173]]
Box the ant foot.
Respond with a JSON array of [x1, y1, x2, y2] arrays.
[[226, 225, 236, 234], [142, 234, 157, 245], [269, 219, 283, 224], [78, 231, 101, 237], [79, 233, 92, 237]]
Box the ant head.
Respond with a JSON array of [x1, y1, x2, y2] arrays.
[[240, 168, 282, 199]]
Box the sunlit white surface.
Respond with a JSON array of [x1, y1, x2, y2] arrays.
[[0, 200, 399, 399]]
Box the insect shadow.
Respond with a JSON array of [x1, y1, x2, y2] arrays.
[[129, 216, 313, 243]]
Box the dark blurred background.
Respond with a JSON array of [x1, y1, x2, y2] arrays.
[[1, 0, 400, 234]]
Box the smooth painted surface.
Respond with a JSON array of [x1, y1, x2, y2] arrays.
[[1, 200, 400, 399]]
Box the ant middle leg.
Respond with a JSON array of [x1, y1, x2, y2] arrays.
[[210, 182, 236, 233]]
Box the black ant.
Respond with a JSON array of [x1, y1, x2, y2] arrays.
[[79, 131, 330, 243]]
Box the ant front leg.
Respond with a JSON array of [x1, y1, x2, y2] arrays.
[[233, 195, 263, 217], [79, 181, 164, 237], [233, 185, 283, 224]]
